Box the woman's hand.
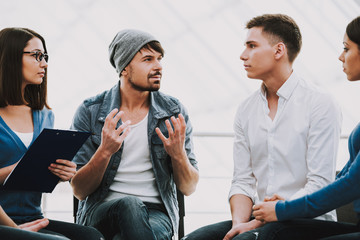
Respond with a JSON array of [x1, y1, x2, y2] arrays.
[[48, 159, 77, 181], [264, 194, 285, 202], [18, 218, 49, 232], [253, 201, 278, 223]]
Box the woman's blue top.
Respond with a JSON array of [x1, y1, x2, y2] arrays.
[[0, 108, 54, 223]]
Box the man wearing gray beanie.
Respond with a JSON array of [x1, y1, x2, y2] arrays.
[[70, 29, 199, 240]]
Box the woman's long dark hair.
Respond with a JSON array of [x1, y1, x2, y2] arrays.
[[0, 27, 50, 109], [346, 16, 360, 49]]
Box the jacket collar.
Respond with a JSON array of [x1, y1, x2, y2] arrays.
[[149, 91, 180, 119], [97, 81, 180, 122]]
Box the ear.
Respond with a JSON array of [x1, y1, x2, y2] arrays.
[[121, 67, 128, 76], [274, 42, 286, 60]]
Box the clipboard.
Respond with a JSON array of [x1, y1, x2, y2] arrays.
[[2, 128, 91, 193]]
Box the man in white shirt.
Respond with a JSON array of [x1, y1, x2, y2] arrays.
[[182, 13, 341, 240]]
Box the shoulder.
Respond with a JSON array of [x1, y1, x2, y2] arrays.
[[75, 88, 111, 116], [82, 90, 109, 108], [297, 78, 335, 102], [151, 91, 186, 113], [235, 90, 261, 116], [153, 91, 181, 105], [297, 78, 340, 111], [38, 107, 54, 122], [33, 107, 54, 129]]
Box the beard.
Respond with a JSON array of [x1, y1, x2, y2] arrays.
[[128, 71, 161, 92]]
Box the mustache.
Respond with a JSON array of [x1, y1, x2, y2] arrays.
[[148, 71, 162, 78]]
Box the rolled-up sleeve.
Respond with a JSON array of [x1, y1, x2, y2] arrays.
[[229, 108, 256, 203]]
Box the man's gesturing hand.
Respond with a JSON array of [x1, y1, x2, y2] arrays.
[[99, 109, 131, 157], [155, 114, 187, 158]]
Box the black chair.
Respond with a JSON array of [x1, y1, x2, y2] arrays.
[[73, 190, 185, 239]]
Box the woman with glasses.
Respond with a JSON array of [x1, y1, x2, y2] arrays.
[[0, 27, 104, 240], [239, 16, 360, 240]]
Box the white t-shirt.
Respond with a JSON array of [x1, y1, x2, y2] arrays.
[[105, 113, 161, 203], [14, 131, 33, 148]]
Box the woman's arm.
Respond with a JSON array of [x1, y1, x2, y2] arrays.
[[0, 205, 49, 231], [0, 163, 17, 185]]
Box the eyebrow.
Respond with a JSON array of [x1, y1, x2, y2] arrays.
[[244, 40, 257, 46], [141, 54, 154, 59], [24, 49, 44, 53], [141, 53, 162, 60]]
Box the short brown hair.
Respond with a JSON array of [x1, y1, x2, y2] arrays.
[[246, 14, 302, 63], [0, 27, 50, 109]]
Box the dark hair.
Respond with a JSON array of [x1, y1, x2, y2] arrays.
[[141, 41, 165, 57], [0, 27, 50, 109], [246, 14, 302, 63], [346, 16, 360, 50]]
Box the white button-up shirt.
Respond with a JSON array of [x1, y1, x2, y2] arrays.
[[229, 72, 342, 221]]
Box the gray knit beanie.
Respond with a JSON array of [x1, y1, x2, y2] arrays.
[[109, 29, 158, 74]]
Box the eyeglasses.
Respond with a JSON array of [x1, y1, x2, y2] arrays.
[[23, 51, 49, 62]]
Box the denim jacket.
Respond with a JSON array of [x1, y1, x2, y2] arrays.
[[71, 81, 197, 236]]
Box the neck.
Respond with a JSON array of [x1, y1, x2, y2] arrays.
[[119, 84, 150, 111], [262, 65, 293, 97], [1, 105, 31, 112]]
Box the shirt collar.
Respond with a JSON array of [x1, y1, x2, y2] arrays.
[[260, 71, 299, 101], [276, 71, 299, 100]]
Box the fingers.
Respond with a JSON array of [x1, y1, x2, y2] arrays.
[[264, 194, 284, 202], [155, 114, 186, 143], [178, 113, 186, 133], [104, 109, 130, 134], [223, 229, 237, 240], [155, 127, 167, 143], [264, 196, 271, 202], [115, 120, 131, 136], [53, 159, 76, 168], [170, 114, 186, 137], [104, 109, 131, 138], [49, 160, 77, 181], [273, 194, 285, 201], [104, 109, 121, 129], [253, 204, 265, 221], [19, 218, 49, 232], [253, 204, 260, 211], [98, 109, 132, 157]]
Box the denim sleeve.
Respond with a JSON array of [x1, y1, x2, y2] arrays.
[[70, 103, 98, 170], [180, 104, 198, 170]]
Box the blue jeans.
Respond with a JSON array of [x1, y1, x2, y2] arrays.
[[0, 225, 69, 240], [13, 219, 104, 240], [233, 219, 360, 240], [182, 220, 232, 240], [40, 219, 104, 240], [183, 219, 360, 240], [87, 196, 173, 240]]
